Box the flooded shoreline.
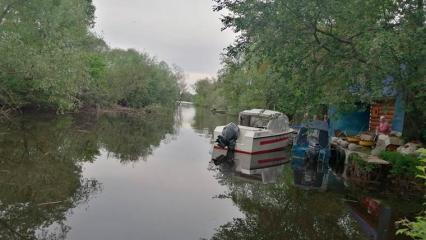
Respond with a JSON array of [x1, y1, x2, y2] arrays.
[[0, 106, 422, 239]]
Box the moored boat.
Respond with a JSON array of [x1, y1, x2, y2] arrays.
[[212, 109, 295, 173], [291, 120, 331, 190]]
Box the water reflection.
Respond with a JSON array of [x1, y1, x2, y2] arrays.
[[0, 110, 176, 239], [1, 107, 423, 240], [208, 165, 367, 240], [95, 112, 176, 162], [205, 108, 366, 239], [347, 197, 393, 240], [191, 107, 235, 137], [342, 187, 424, 240], [209, 142, 422, 239], [0, 115, 102, 240], [213, 164, 285, 184], [293, 168, 330, 191]]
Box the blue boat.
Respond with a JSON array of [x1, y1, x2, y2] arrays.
[[291, 120, 331, 190]]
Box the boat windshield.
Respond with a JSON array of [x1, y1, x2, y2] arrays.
[[239, 114, 290, 131], [239, 115, 269, 128]]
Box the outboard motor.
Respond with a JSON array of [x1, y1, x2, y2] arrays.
[[213, 122, 239, 166]]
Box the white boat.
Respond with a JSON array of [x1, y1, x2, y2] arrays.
[[212, 109, 295, 174]]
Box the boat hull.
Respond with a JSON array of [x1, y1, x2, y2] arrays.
[[212, 145, 290, 174], [212, 127, 294, 173]]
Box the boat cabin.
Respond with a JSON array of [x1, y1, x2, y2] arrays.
[[238, 109, 290, 132]]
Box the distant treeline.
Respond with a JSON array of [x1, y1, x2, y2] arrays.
[[0, 0, 183, 113], [193, 78, 225, 110]]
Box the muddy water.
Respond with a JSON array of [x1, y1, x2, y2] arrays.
[[0, 106, 422, 240]]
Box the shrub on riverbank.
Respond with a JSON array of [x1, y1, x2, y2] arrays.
[[348, 151, 425, 191], [380, 151, 420, 179], [89, 49, 180, 109]]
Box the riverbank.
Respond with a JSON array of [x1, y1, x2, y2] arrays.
[[0, 104, 177, 122]]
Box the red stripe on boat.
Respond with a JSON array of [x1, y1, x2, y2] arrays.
[[213, 146, 286, 155], [260, 137, 289, 145], [258, 157, 287, 164]]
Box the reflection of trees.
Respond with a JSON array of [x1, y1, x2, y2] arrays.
[[191, 107, 236, 137], [174, 105, 183, 133], [96, 110, 176, 163], [0, 115, 101, 240], [209, 165, 366, 240], [0, 109, 176, 239]]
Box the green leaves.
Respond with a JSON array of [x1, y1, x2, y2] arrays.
[[396, 148, 426, 239], [380, 151, 421, 178], [213, 0, 425, 132], [101, 49, 179, 108], [0, 0, 94, 111], [0, 0, 180, 112], [396, 214, 426, 239]]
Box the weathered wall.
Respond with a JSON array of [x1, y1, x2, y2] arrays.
[[328, 107, 370, 136]]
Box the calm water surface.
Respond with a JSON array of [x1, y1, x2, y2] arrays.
[[0, 106, 422, 240]]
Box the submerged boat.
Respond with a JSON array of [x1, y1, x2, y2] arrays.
[[212, 109, 295, 174]]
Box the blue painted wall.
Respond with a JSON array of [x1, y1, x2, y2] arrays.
[[328, 94, 405, 136], [329, 75, 406, 136], [391, 94, 405, 133], [328, 107, 370, 136]]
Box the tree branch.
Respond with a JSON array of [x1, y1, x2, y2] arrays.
[[313, 28, 331, 53], [316, 28, 352, 44]]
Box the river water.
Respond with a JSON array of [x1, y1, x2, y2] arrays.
[[0, 105, 422, 240]]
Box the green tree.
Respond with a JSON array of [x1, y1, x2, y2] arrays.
[[0, 0, 96, 112], [193, 78, 226, 109], [213, 0, 425, 138], [102, 49, 179, 108], [0, 0, 181, 114]]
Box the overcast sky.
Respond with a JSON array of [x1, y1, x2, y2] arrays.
[[92, 0, 235, 88]]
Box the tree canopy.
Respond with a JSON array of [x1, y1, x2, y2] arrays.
[[208, 0, 425, 139], [0, 0, 181, 113]]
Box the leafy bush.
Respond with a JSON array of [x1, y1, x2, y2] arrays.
[[0, 1, 180, 112], [380, 151, 419, 178], [397, 149, 426, 239]]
